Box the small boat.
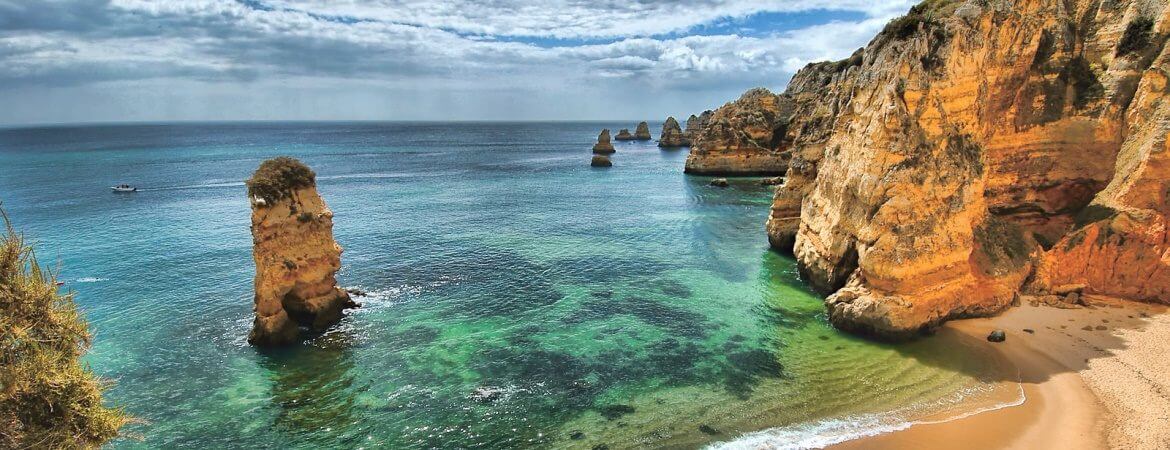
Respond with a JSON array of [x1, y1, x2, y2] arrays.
[[111, 184, 137, 192]]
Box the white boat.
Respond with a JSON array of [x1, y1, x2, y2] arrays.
[[111, 184, 137, 192]]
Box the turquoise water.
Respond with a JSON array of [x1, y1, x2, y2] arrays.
[[0, 122, 1017, 449]]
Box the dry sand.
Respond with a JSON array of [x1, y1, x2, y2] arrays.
[[831, 296, 1170, 450]]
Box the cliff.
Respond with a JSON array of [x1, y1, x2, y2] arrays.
[[247, 157, 355, 346], [752, 0, 1169, 339], [684, 88, 792, 175]]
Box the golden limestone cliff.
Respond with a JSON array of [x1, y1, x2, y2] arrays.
[[684, 88, 794, 175], [246, 157, 355, 346], [751, 0, 1169, 339]]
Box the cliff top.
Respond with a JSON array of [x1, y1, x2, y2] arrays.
[[247, 156, 317, 203]]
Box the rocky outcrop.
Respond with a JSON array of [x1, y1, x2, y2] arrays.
[[747, 0, 1169, 339], [635, 121, 652, 140], [682, 112, 712, 146], [247, 157, 355, 346], [614, 129, 635, 141], [657, 117, 686, 148], [684, 88, 792, 175], [591, 154, 613, 167], [593, 129, 616, 154]]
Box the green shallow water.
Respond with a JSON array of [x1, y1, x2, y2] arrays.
[[0, 122, 1020, 449]]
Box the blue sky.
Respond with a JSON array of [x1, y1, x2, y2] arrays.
[[0, 0, 915, 125]]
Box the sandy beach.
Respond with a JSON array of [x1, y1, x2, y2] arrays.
[[832, 296, 1170, 450]]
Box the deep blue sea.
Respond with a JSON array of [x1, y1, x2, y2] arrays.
[[0, 122, 1017, 449]]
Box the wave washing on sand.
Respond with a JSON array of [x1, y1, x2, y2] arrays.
[[707, 382, 1026, 450]]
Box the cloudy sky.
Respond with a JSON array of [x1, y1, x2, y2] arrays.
[[0, 0, 914, 125]]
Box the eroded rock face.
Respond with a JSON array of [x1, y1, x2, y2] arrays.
[[593, 129, 616, 154], [247, 157, 355, 346], [753, 0, 1169, 339], [683, 112, 712, 146], [684, 88, 791, 175], [635, 121, 652, 140], [658, 117, 686, 148]]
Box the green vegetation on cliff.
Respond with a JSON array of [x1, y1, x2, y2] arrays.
[[0, 211, 128, 449], [246, 156, 317, 203]]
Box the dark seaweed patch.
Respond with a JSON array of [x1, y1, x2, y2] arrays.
[[723, 349, 785, 398], [566, 296, 711, 339], [597, 404, 635, 420], [658, 280, 693, 298]]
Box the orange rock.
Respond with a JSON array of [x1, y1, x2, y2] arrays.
[[685, 88, 791, 175], [246, 157, 354, 346]]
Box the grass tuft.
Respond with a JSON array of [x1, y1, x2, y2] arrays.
[[246, 157, 316, 203], [0, 208, 129, 449]]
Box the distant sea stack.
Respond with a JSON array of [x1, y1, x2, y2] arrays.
[[683, 111, 706, 146], [614, 129, 636, 141], [683, 88, 791, 175], [591, 154, 613, 167], [634, 121, 652, 140], [246, 157, 355, 346], [657, 117, 686, 148], [592, 129, 616, 154]]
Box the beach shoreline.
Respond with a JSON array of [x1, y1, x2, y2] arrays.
[[829, 296, 1169, 450]]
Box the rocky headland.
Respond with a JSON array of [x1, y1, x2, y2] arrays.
[[657, 116, 686, 148], [684, 88, 792, 175], [699, 0, 1168, 339], [247, 157, 355, 346], [593, 129, 616, 154]]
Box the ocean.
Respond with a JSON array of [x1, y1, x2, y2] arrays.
[[0, 122, 1021, 449]]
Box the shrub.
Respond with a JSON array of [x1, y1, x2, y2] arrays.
[[1116, 17, 1154, 57], [0, 210, 128, 448], [246, 157, 316, 203]]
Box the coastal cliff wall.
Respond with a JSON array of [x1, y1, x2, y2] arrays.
[[749, 0, 1169, 338], [247, 157, 354, 346]]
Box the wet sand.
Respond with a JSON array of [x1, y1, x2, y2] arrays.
[[832, 296, 1170, 450]]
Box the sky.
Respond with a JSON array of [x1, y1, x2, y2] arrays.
[[0, 0, 916, 125]]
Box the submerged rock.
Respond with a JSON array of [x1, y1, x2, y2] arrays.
[[247, 157, 355, 346], [709, 178, 729, 187], [760, 176, 784, 186], [657, 117, 686, 148], [987, 330, 1006, 343], [698, 425, 721, 435], [634, 121, 652, 140], [614, 128, 635, 141], [592, 129, 615, 154], [591, 155, 612, 168]]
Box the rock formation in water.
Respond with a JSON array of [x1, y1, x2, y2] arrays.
[[593, 129, 616, 154], [635, 121, 652, 140], [724, 0, 1170, 339], [614, 129, 635, 141], [684, 89, 792, 175], [591, 154, 613, 167], [682, 113, 708, 146], [657, 117, 686, 148], [247, 157, 355, 346]]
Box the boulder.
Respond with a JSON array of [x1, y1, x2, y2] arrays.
[[987, 330, 1006, 343], [592, 129, 615, 154], [710, 178, 729, 187], [760, 176, 785, 186], [657, 117, 686, 148]]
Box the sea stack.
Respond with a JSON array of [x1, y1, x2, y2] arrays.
[[246, 157, 355, 346], [614, 129, 635, 141], [634, 121, 652, 140], [591, 154, 612, 167], [592, 129, 616, 154], [684, 88, 791, 175], [657, 117, 685, 148]]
